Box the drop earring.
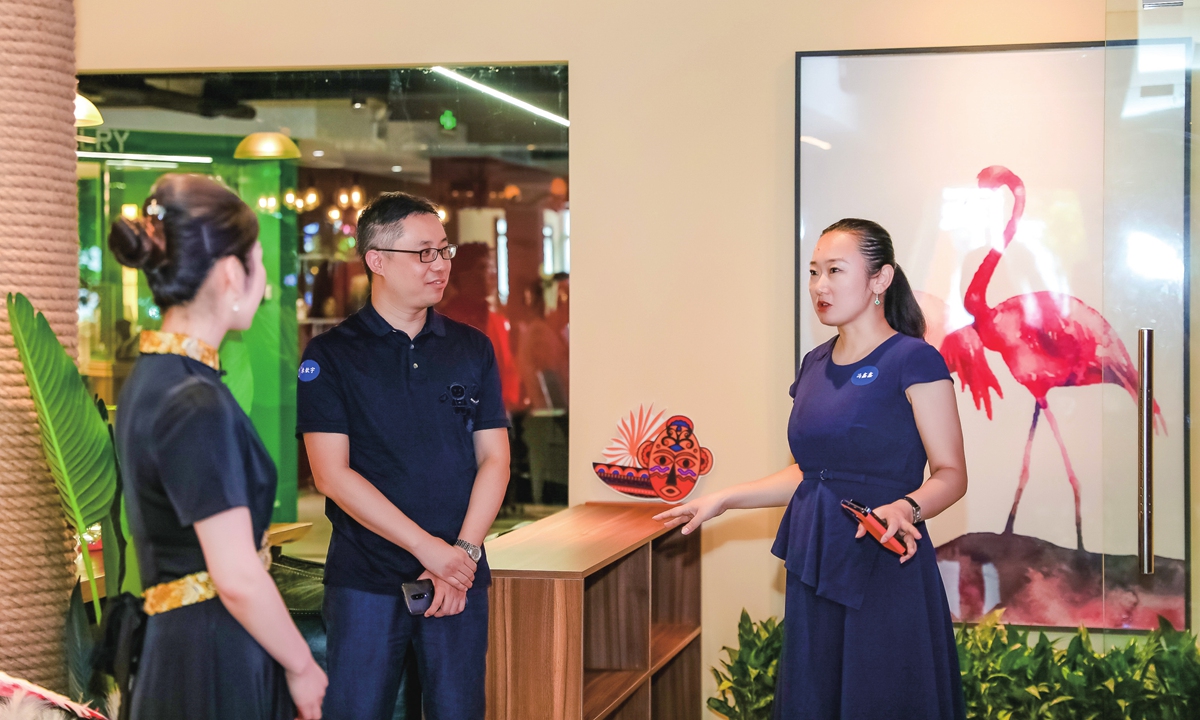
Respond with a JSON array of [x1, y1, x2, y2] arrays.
[[874, 294, 881, 306]]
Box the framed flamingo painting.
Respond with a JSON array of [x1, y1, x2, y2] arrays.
[[796, 42, 1190, 630]]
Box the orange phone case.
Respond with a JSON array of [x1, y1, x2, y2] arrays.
[[841, 499, 907, 556]]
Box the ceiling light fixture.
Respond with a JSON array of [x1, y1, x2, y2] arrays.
[[233, 132, 302, 160], [391, 165, 403, 173], [76, 151, 214, 164], [74, 94, 104, 128], [430, 66, 570, 127]]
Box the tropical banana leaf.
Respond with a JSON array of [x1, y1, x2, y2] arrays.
[[119, 494, 142, 596], [7, 292, 118, 619], [95, 398, 128, 600], [64, 582, 97, 705]]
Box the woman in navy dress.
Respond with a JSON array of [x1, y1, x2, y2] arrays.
[[110, 175, 327, 720], [658, 219, 967, 719]]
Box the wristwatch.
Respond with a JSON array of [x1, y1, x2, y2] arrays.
[[455, 538, 482, 563], [901, 496, 923, 525]]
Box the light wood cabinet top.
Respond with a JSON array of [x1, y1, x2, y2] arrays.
[[486, 502, 676, 578]]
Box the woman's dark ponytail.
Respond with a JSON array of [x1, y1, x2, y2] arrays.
[[107, 174, 258, 311], [822, 218, 926, 339]]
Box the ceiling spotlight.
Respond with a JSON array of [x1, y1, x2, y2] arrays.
[[350, 186, 364, 207], [391, 165, 402, 173], [351, 96, 365, 109], [312, 150, 325, 158], [338, 190, 350, 207], [329, 207, 342, 221]]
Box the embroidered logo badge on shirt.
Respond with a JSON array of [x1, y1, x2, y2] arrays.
[[851, 365, 879, 386], [298, 359, 321, 382]]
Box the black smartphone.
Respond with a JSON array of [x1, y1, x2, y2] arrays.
[[402, 578, 435, 616]]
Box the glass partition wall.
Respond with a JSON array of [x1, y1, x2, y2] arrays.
[[75, 67, 569, 532]]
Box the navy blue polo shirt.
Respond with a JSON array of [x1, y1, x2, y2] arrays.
[[296, 301, 508, 594]]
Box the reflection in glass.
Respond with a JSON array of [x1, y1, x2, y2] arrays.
[[76, 67, 570, 534]]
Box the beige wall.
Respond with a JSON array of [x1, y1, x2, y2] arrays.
[[77, 0, 1105, 708]]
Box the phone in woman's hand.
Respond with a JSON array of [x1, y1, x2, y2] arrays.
[[841, 498, 906, 556]]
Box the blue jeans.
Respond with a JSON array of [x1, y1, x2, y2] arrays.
[[323, 583, 489, 720]]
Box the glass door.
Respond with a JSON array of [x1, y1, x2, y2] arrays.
[[1101, 7, 1193, 640]]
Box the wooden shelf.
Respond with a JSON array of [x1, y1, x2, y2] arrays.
[[650, 624, 701, 673], [486, 503, 701, 720], [583, 670, 646, 720], [486, 503, 682, 578]]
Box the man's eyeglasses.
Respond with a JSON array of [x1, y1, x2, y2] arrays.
[[375, 244, 458, 263]]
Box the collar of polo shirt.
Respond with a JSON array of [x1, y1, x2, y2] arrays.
[[359, 300, 447, 338]]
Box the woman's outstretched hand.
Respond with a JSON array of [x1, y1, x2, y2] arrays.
[[862, 501, 921, 563], [653, 493, 727, 535]]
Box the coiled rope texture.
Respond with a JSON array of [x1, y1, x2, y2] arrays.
[[0, 0, 80, 693]]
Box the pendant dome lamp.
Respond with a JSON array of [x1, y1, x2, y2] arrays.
[[74, 93, 103, 127], [234, 131, 302, 160]]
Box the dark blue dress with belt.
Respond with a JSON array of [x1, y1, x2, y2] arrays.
[[772, 333, 966, 720], [117, 337, 291, 720]]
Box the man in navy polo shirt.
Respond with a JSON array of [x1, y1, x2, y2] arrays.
[[297, 192, 510, 720]]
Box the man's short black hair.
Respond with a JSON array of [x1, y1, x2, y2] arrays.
[[356, 192, 440, 277]]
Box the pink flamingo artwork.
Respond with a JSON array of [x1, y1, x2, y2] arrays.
[[939, 166, 1166, 551]]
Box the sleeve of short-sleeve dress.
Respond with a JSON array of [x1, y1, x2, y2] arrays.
[[295, 338, 350, 437], [789, 351, 813, 398], [154, 381, 249, 527], [900, 340, 952, 390], [473, 337, 511, 432]]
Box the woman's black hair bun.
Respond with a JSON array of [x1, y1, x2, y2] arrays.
[[108, 216, 159, 270]]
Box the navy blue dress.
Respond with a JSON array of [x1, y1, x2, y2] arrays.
[[772, 333, 965, 720], [116, 351, 292, 720]]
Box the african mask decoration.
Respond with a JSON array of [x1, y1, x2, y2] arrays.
[[593, 406, 714, 503]]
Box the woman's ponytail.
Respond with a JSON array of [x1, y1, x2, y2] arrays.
[[821, 218, 927, 339], [883, 264, 925, 338]]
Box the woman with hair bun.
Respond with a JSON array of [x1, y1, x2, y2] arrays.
[[657, 219, 968, 719], [111, 174, 327, 720]]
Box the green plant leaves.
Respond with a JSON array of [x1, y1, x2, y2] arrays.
[[718, 606, 1200, 719], [708, 609, 783, 720], [7, 293, 118, 529], [8, 293, 118, 618]]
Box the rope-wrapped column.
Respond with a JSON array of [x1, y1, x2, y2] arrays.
[[0, 0, 80, 691]]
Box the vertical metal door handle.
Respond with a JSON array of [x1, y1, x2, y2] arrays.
[[1138, 328, 1154, 575]]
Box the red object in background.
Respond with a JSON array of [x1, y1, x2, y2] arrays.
[[938, 166, 1167, 550]]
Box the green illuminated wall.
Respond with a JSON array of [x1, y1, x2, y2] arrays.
[[77, 129, 300, 522]]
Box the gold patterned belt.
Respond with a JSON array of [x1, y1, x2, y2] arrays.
[[143, 532, 272, 616]]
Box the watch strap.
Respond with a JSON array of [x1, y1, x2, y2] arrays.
[[902, 496, 922, 525], [455, 538, 481, 561]]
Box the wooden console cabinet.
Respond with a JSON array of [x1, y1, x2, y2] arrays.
[[485, 503, 701, 720]]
